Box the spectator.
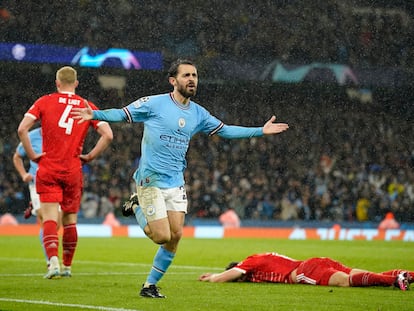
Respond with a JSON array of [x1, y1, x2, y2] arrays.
[[219, 208, 241, 228], [378, 212, 400, 230]]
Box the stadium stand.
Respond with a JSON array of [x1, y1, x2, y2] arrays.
[[0, 1, 413, 226]]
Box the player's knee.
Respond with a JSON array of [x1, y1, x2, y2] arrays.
[[152, 232, 171, 244], [170, 230, 183, 242], [329, 272, 350, 287]]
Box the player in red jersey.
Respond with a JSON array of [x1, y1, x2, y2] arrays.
[[199, 252, 413, 291], [17, 66, 113, 279]]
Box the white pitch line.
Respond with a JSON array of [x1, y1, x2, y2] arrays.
[[0, 257, 223, 271], [0, 271, 199, 277], [0, 297, 142, 311]]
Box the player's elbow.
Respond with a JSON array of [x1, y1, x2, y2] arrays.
[[103, 124, 114, 140], [17, 126, 26, 139], [12, 152, 19, 161], [12, 152, 22, 165], [105, 131, 114, 142], [99, 126, 114, 143]]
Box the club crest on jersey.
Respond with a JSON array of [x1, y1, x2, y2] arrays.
[[146, 205, 155, 216], [178, 118, 186, 128]]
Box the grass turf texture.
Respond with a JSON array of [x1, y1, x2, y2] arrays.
[[0, 236, 412, 311]]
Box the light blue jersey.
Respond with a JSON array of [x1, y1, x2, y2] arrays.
[[93, 93, 264, 188], [16, 127, 42, 182]]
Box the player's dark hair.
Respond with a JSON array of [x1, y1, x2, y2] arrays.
[[225, 262, 239, 270], [168, 59, 195, 78]]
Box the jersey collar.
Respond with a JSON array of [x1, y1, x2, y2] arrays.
[[170, 92, 190, 110]]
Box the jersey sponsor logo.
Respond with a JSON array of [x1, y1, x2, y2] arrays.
[[178, 118, 186, 128], [160, 134, 189, 145]]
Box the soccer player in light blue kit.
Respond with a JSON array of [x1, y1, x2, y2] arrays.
[[13, 128, 49, 267], [72, 59, 289, 298]]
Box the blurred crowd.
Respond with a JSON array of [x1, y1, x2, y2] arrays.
[[0, 0, 413, 68], [0, 69, 413, 224], [0, 0, 413, 224]]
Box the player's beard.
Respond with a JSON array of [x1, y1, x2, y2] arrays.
[[177, 83, 197, 99]]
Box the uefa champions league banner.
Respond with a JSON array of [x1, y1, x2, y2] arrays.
[[262, 60, 359, 86], [0, 42, 163, 70]]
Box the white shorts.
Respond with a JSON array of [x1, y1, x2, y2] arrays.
[[29, 182, 61, 217], [136, 186, 187, 222], [28, 182, 40, 216]]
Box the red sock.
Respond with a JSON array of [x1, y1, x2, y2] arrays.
[[42, 220, 59, 259], [62, 223, 78, 267], [382, 270, 414, 283], [349, 272, 395, 287], [381, 269, 401, 277]]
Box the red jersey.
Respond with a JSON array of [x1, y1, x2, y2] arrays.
[[25, 92, 101, 172], [234, 253, 302, 283]]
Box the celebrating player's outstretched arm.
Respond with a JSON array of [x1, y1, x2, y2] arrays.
[[262, 115, 289, 135], [72, 101, 93, 123]]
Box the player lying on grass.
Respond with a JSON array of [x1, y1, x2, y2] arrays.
[[198, 252, 413, 291]]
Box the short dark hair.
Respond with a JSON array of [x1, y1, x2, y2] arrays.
[[168, 59, 195, 78], [225, 261, 239, 270]]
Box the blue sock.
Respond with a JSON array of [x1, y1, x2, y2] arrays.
[[134, 206, 147, 230], [146, 246, 175, 285], [39, 228, 48, 265]]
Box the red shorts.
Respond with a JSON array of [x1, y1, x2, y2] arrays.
[[295, 257, 352, 286], [36, 167, 83, 213]]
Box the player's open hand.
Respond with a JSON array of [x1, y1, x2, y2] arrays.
[[22, 173, 34, 183], [262, 115, 289, 135], [71, 100, 93, 124], [198, 273, 213, 281]]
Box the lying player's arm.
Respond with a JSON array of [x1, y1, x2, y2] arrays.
[[198, 269, 244, 282]]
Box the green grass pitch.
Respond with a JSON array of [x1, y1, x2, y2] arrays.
[[0, 236, 413, 311]]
